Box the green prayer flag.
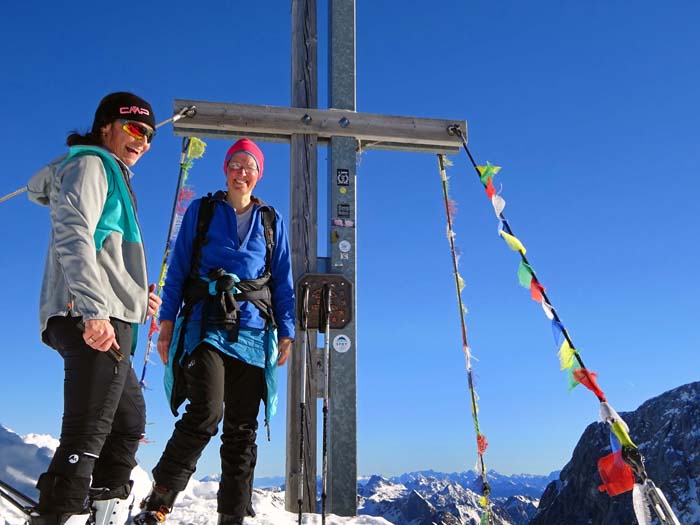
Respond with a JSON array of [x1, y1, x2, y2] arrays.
[[566, 364, 581, 391], [517, 261, 534, 288], [477, 162, 501, 185]]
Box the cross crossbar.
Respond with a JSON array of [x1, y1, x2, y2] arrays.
[[173, 99, 467, 154]]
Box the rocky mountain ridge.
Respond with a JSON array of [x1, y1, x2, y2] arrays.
[[531, 381, 700, 525]]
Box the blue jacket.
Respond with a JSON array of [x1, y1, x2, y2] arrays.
[[160, 192, 295, 339]]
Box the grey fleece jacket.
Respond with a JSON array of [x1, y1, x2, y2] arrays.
[[27, 147, 149, 342]]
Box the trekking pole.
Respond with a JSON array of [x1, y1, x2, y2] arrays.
[[0, 186, 27, 204], [297, 285, 310, 525], [139, 129, 204, 387], [1, 106, 197, 207], [0, 478, 38, 515], [320, 284, 332, 525], [139, 135, 191, 386]]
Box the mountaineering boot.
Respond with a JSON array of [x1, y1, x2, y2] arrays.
[[30, 512, 90, 525], [217, 515, 244, 525], [131, 485, 179, 525], [90, 482, 134, 525]]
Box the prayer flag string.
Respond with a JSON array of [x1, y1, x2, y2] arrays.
[[437, 154, 493, 525], [445, 126, 679, 525]]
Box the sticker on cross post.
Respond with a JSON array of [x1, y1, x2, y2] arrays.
[[332, 218, 355, 228], [333, 334, 352, 353], [337, 203, 351, 218], [336, 169, 350, 186]]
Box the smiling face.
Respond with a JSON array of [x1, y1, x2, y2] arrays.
[[101, 121, 152, 167], [226, 152, 260, 198]]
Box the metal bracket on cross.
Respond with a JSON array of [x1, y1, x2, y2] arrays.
[[295, 273, 353, 330]]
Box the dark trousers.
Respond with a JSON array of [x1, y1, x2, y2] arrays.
[[37, 316, 146, 514], [152, 344, 264, 517]]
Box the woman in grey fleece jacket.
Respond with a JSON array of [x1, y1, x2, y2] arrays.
[[26, 92, 161, 525]]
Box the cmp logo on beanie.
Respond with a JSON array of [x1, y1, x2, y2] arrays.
[[120, 106, 151, 116]]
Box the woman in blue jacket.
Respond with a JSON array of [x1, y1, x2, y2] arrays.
[[135, 138, 295, 525]]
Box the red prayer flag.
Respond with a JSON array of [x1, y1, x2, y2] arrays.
[[598, 451, 634, 496], [485, 178, 496, 198], [477, 434, 489, 455], [530, 280, 545, 302], [573, 368, 607, 401], [148, 317, 160, 338]]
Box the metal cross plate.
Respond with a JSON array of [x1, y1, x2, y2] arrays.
[[296, 273, 353, 330]]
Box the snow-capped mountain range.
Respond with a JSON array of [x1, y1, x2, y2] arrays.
[[357, 473, 546, 525], [2, 381, 697, 524]]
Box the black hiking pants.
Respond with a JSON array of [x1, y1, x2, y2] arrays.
[[36, 316, 146, 514], [152, 343, 265, 518]]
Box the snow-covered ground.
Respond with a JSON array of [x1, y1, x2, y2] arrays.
[[2, 469, 392, 525], [0, 425, 391, 525]]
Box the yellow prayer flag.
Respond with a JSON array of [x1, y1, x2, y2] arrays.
[[611, 421, 637, 448], [457, 274, 466, 293], [158, 263, 168, 289], [477, 163, 502, 178], [558, 340, 576, 370], [187, 137, 207, 159], [498, 230, 526, 254]]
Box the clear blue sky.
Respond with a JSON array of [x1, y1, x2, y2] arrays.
[[1, 1, 698, 481]]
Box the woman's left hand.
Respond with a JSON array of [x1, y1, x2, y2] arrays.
[[278, 337, 293, 366], [147, 283, 162, 318]]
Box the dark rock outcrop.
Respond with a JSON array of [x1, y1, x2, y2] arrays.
[[531, 381, 700, 525]]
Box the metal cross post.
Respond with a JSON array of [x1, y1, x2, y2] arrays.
[[172, 0, 466, 516]]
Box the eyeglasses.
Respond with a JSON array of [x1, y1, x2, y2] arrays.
[[120, 120, 155, 143], [227, 161, 259, 175]]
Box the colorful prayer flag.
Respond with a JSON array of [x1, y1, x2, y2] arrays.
[[477, 162, 501, 185], [530, 280, 545, 302], [477, 433, 489, 454], [566, 363, 582, 391], [491, 194, 506, 217], [499, 229, 526, 253], [517, 261, 534, 288], [598, 450, 635, 496], [485, 178, 496, 198], [558, 339, 575, 370], [611, 421, 636, 448], [541, 299, 554, 320], [573, 368, 606, 401], [551, 320, 565, 346], [187, 136, 207, 159], [609, 430, 622, 454]]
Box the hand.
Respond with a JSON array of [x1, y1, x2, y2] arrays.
[[278, 337, 293, 366], [147, 284, 162, 318], [84, 319, 119, 352], [157, 320, 174, 364]]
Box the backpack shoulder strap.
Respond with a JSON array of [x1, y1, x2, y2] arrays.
[[259, 205, 277, 274], [189, 193, 219, 278]]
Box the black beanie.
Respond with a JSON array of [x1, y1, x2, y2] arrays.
[[91, 92, 156, 134]]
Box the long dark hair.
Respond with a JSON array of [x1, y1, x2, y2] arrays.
[[66, 129, 103, 147]]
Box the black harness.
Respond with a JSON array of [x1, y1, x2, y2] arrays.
[[181, 191, 277, 341]]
